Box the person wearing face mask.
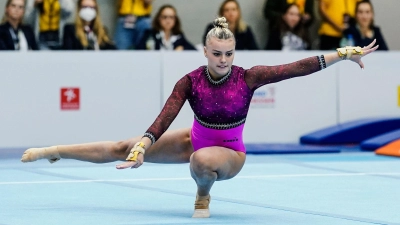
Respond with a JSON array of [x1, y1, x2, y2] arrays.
[[202, 0, 258, 50], [342, 0, 388, 50], [62, 0, 115, 50], [265, 4, 310, 50], [0, 0, 39, 50], [24, 0, 74, 50], [136, 5, 196, 51]]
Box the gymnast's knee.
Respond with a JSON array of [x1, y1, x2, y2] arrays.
[[190, 150, 215, 176]]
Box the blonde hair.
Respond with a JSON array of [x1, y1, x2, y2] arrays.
[[75, 0, 111, 47], [1, 0, 25, 24], [218, 0, 247, 33], [205, 17, 235, 45]]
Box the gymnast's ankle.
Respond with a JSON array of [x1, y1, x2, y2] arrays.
[[192, 194, 211, 218]]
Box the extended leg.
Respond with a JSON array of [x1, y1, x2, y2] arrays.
[[21, 128, 193, 164]]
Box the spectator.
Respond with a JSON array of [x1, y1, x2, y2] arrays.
[[265, 3, 310, 51], [136, 4, 195, 51], [24, 0, 74, 50], [264, 0, 314, 30], [318, 0, 360, 50], [343, 0, 388, 50], [202, 0, 258, 50], [0, 0, 39, 50], [62, 0, 116, 50], [114, 0, 152, 50]]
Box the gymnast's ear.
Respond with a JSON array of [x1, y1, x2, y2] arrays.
[[203, 46, 207, 58]]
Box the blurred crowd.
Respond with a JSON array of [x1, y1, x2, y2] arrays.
[[0, 0, 389, 51]]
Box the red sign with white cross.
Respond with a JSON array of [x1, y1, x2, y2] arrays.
[[60, 88, 80, 110]]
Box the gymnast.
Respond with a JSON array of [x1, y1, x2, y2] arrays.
[[21, 17, 378, 218]]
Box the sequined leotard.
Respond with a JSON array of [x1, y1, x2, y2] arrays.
[[143, 56, 324, 152]]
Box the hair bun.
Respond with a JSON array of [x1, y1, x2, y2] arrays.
[[213, 17, 228, 29]]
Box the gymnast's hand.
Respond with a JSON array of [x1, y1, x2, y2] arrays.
[[347, 39, 379, 69], [116, 153, 144, 169], [116, 142, 146, 169]]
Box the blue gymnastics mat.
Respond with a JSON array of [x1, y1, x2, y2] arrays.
[[360, 129, 400, 151], [300, 118, 400, 145], [245, 143, 341, 154]]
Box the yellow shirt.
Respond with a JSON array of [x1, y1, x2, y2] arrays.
[[287, 0, 306, 14], [318, 0, 359, 37], [39, 0, 61, 32], [118, 0, 152, 17]]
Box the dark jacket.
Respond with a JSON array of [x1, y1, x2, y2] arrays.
[[265, 25, 310, 50], [62, 24, 116, 50], [264, 0, 314, 28], [202, 23, 258, 50], [136, 29, 196, 50], [0, 22, 39, 50], [344, 25, 388, 51]]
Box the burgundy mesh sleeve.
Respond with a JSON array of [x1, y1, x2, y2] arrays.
[[244, 56, 322, 91], [143, 75, 191, 144]]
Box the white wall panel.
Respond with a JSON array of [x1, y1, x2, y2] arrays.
[[338, 52, 400, 123], [0, 52, 161, 147]]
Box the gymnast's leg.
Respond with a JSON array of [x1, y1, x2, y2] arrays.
[[190, 147, 246, 218], [21, 128, 193, 164]]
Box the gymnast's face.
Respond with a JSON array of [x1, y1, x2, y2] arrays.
[[204, 37, 235, 79]]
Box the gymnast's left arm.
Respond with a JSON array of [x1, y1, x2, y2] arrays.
[[245, 39, 379, 91]]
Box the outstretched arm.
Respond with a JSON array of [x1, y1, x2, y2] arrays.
[[246, 40, 379, 90], [116, 75, 191, 169]]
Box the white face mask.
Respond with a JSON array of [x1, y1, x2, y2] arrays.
[[79, 7, 96, 22]]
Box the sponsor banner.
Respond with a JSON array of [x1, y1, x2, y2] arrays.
[[61, 87, 80, 110], [250, 86, 275, 108]]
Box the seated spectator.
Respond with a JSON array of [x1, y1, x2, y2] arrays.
[[202, 0, 258, 50], [114, 0, 152, 50], [0, 0, 39, 51], [263, 0, 314, 31], [265, 3, 309, 51], [62, 0, 116, 50], [24, 0, 74, 50], [343, 0, 388, 50], [136, 4, 195, 51]]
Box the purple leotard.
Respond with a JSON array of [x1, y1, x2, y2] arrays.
[[143, 56, 324, 152]]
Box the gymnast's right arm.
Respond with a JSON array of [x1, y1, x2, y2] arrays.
[[116, 75, 191, 169]]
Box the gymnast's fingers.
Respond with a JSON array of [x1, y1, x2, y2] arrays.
[[363, 39, 376, 50], [116, 161, 138, 169], [363, 45, 379, 56]]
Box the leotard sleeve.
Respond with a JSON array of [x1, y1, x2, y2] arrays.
[[143, 75, 191, 144], [244, 56, 323, 91]]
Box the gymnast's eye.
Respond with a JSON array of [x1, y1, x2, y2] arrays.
[[213, 53, 221, 56], [226, 52, 233, 57]]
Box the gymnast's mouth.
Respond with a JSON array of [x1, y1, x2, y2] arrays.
[[217, 65, 228, 68]]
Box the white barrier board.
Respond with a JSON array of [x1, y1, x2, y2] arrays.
[[0, 52, 161, 147]]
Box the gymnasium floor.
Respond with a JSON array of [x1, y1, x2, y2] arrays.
[[1, 150, 399, 225]]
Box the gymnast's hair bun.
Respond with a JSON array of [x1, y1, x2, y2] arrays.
[[213, 17, 229, 29]]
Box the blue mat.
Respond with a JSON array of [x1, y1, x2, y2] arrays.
[[360, 129, 400, 151], [300, 118, 400, 145], [245, 143, 341, 154]]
